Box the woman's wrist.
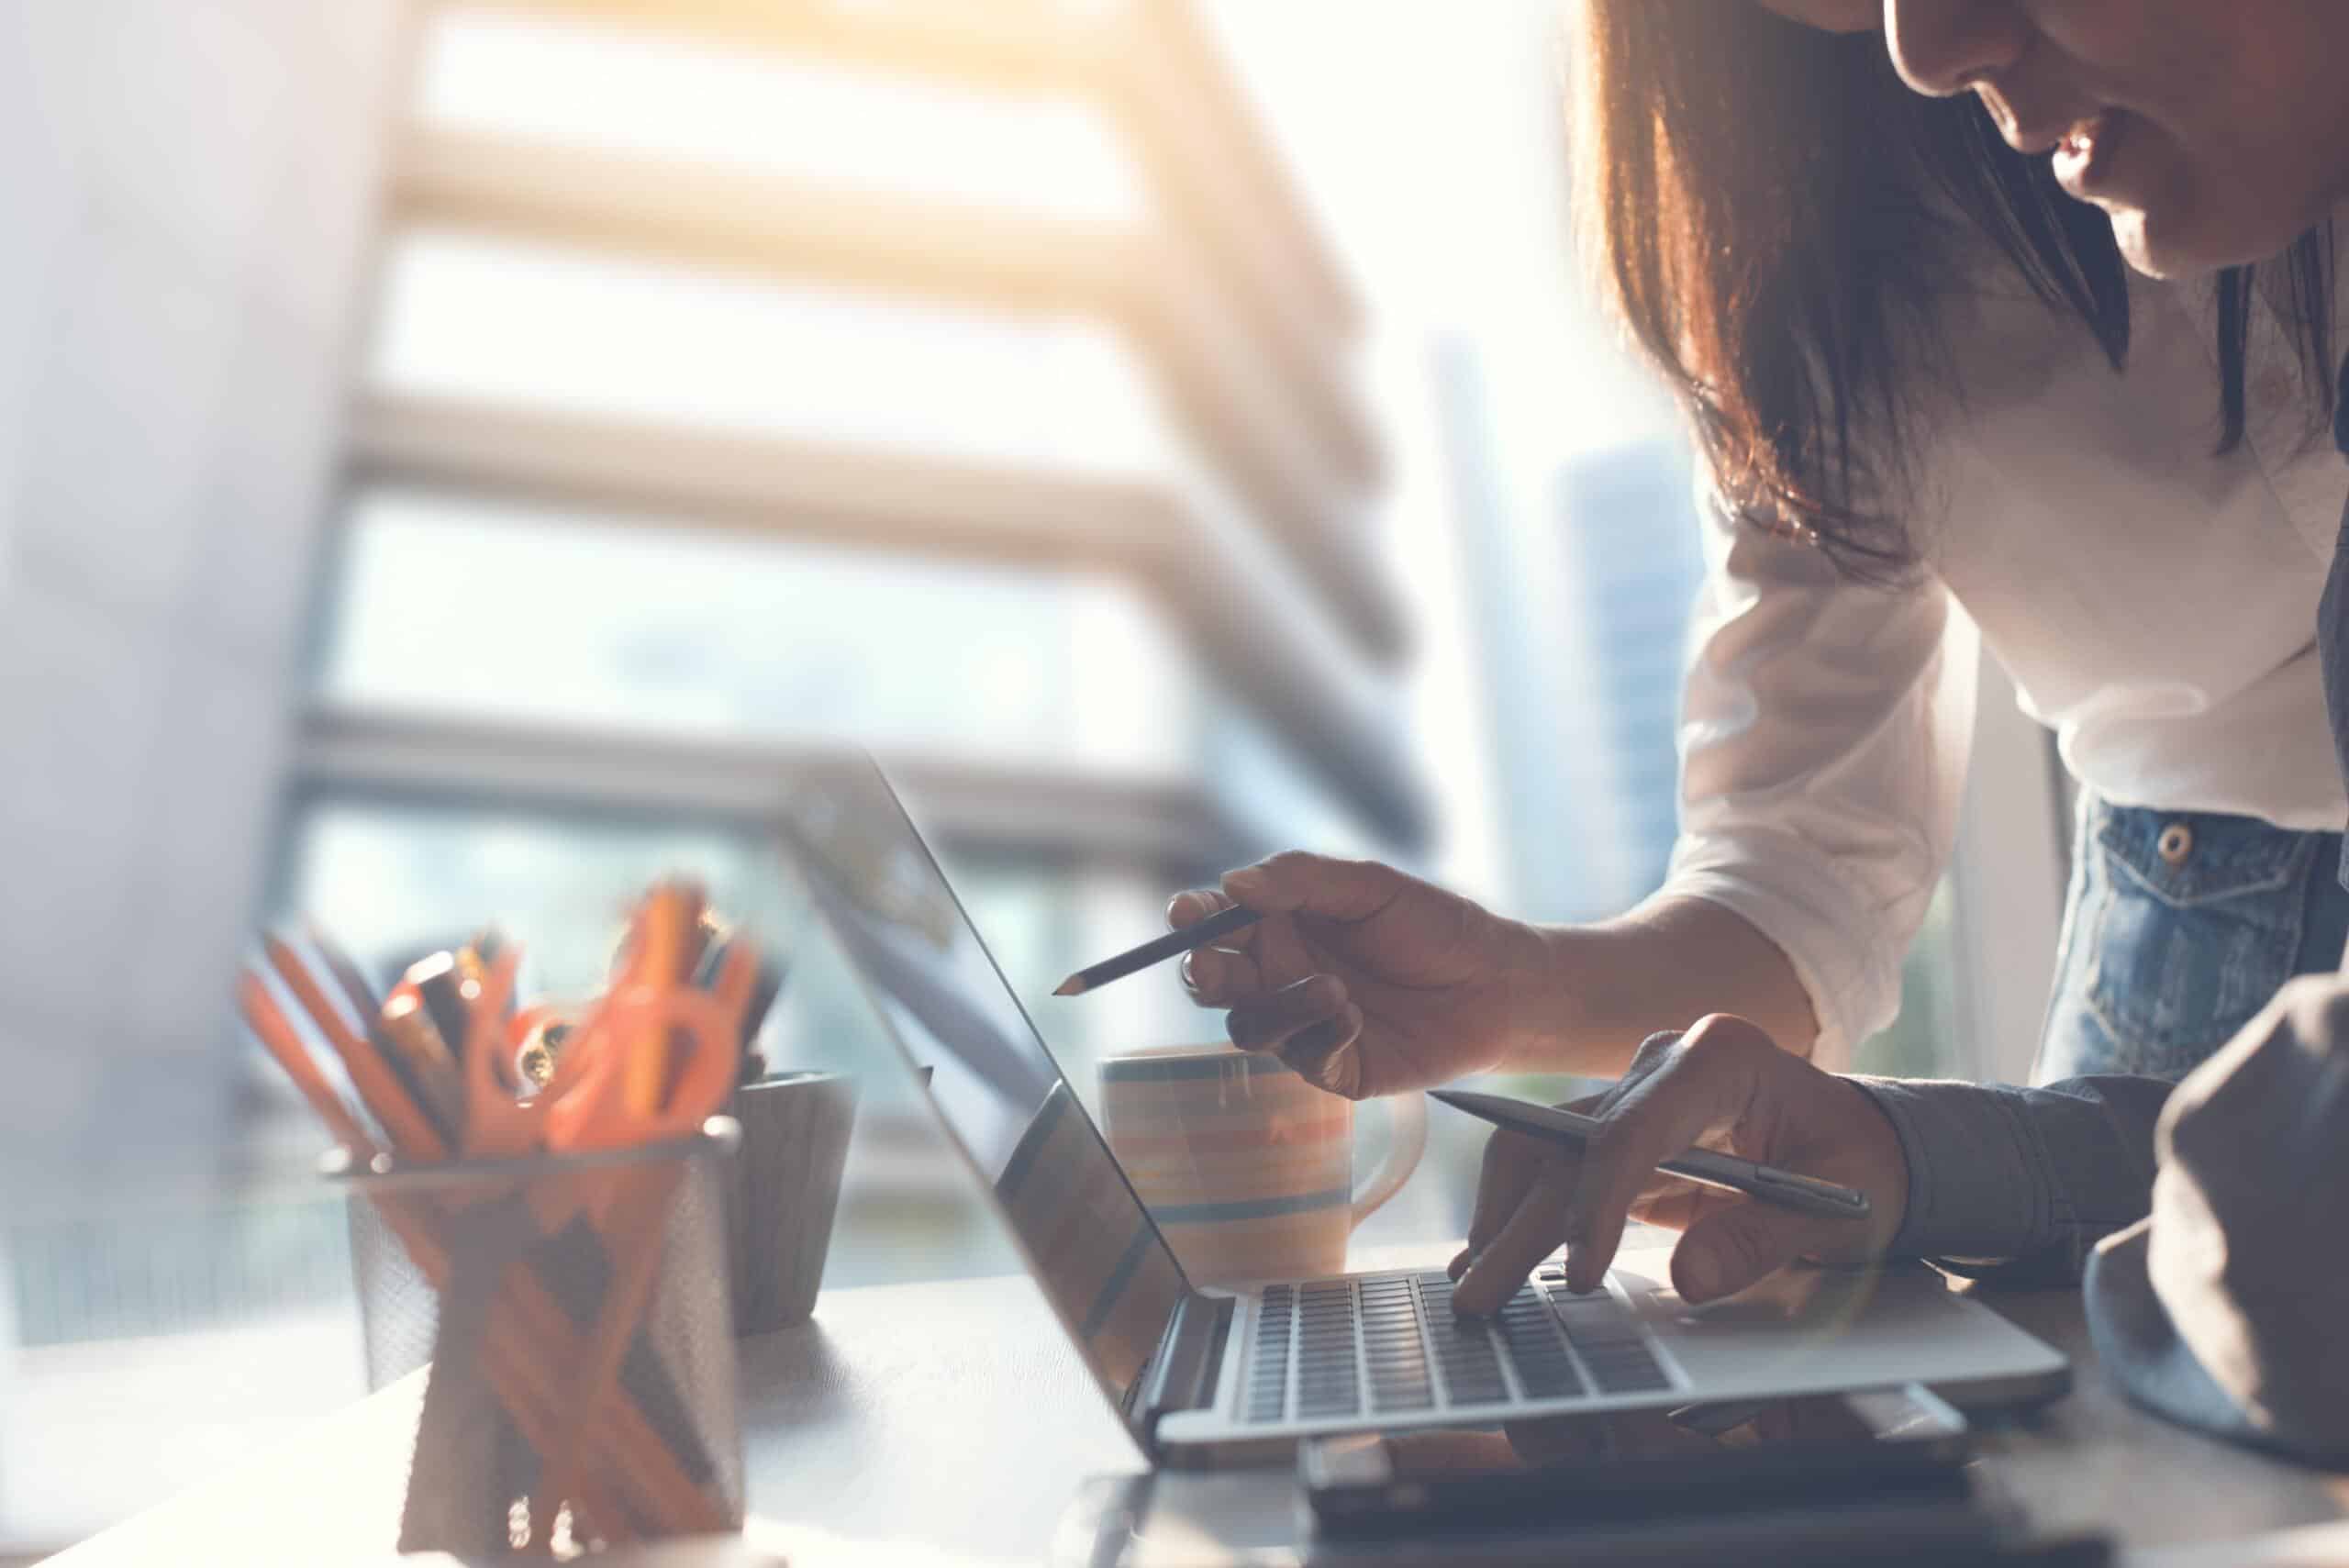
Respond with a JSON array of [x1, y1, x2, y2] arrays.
[[1492, 921, 1607, 1073]]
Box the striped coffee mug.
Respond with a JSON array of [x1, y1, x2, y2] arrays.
[[1099, 1045, 1428, 1285]]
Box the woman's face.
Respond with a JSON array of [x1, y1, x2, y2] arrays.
[[1758, 0, 2349, 278]]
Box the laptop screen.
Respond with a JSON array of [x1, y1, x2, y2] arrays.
[[778, 755, 1190, 1424]]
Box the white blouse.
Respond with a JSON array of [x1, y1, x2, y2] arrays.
[[1664, 265, 2347, 1066]]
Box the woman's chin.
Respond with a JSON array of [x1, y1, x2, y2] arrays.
[[2108, 198, 2318, 281], [2108, 210, 2187, 279], [2106, 208, 2235, 280]]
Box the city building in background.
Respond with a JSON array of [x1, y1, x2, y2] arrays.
[[1432, 343, 1705, 926], [284, 0, 1426, 1284], [1434, 338, 1970, 1078], [1430, 339, 1585, 925], [1549, 439, 1705, 916]]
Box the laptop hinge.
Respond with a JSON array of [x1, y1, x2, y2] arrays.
[[1138, 1292, 1234, 1450]]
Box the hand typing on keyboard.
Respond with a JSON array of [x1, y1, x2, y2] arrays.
[[1445, 1015, 1909, 1316], [1243, 1269, 1675, 1424]]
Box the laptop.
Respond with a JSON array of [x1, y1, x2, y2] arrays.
[[777, 755, 2068, 1468]]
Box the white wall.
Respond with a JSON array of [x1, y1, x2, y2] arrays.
[[0, 1, 405, 1214]]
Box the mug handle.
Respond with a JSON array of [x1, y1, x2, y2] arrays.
[[1350, 1091, 1428, 1228]]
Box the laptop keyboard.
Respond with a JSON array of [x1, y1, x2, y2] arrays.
[[1242, 1264, 1674, 1425]]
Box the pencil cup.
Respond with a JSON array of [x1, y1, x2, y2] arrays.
[[722, 1071, 857, 1335], [328, 1121, 745, 1559], [347, 1190, 440, 1391]]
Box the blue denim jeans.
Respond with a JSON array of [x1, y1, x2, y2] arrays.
[[2037, 795, 2349, 1083]]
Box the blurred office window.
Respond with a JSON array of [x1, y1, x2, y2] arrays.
[[321, 492, 1206, 774], [283, 0, 1984, 1295], [373, 231, 1174, 470], [414, 8, 1148, 223], [283, 0, 1424, 1296]]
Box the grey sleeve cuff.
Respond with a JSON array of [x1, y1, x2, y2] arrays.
[[1863, 998, 2349, 1465], [1849, 1074, 2170, 1277]]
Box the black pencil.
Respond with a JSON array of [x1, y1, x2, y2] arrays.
[[1053, 903, 1264, 996]]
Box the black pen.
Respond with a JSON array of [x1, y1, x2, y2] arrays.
[[1053, 904, 1264, 996], [1431, 1088, 1872, 1221]]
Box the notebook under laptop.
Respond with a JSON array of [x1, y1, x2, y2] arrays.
[[777, 755, 2068, 1468]]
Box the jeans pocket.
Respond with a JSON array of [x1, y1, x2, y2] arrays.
[[2084, 806, 2315, 1078]]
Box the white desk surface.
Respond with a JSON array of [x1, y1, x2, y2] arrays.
[[43, 1249, 2349, 1565]]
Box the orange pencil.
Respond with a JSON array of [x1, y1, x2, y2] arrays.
[[379, 994, 464, 1143], [239, 973, 378, 1155], [245, 968, 719, 1537], [622, 885, 690, 1113], [263, 933, 449, 1162], [709, 937, 758, 1029]]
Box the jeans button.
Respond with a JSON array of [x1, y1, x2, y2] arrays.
[[2158, 823, 2194, 865]]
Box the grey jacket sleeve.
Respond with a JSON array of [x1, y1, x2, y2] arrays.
[[1852, 976, 2349, 1464], [1851, 1072, 2169, 1279]]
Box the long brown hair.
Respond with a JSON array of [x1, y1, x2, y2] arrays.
[[1575, 2, 2337, 581]]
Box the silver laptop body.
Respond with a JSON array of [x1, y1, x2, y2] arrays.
[[778, 756, 2068, 1468]]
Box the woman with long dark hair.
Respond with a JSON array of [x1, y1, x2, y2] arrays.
[[1170, 0, 2346, 1107], [1436, 0, 2349, 1467]]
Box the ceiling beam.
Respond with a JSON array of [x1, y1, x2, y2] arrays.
[[293, 706, 1259, 870], [343, 394, 1431, 845]]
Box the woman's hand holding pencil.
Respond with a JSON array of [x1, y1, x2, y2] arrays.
[[1111, 851, 1555, 1100]]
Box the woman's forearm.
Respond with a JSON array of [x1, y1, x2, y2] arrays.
[[1502, 894, 1821, 1075]]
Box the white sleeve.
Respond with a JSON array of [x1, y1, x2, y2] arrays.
[[1663, 479, 1977, 1068]]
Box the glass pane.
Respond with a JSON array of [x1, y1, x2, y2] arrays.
[[276, 798, 1210, 1286], [1206, 703, 1386, 862], [315, 487, 1388, 851], [281, 797, 1201, 1060], [317, 488, 1204, 775], [415, 7, 1147, 225], [369, 229, 1173, 473]]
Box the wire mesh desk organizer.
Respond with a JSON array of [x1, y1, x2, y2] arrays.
[[239, 884, 773, 1556]]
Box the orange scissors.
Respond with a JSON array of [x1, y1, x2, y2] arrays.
[[458, 949, 543, 1159], [457, 941, 750, 1159], [542, 975, 744, 1151]]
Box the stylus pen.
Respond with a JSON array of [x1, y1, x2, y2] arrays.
[[1430, 1088, 1872, 1220], [1053, 903, 1264, 995]]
